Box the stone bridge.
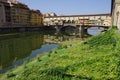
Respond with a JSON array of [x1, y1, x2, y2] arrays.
[[44, 0, 120, 30], [44, 14, 111, 27], [63, 23, 109, 28]]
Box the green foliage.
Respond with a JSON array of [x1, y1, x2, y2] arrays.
[[48, 53, 51, 57], [57, 44, 68, 49], [6, 72, 16, 78], [24, 59, 30, 64], [37, 57, 42, 62], [87, 28, 116, 48], [1, 27, 120, 80], [112, 25, 117, 29], [56, 44, 63, 49]]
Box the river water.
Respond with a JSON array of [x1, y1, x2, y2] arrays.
[[0, 27, 104, 73]]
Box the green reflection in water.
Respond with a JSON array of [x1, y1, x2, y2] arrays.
[[0, 32, 44, 70]]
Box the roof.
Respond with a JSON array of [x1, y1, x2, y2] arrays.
[[0, 1, 10, 6], [12, 2, 29, 9], [45, 13, 111, 18], [30, 9, 42, 15]]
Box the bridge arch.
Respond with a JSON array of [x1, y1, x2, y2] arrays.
[[60, 26, 78, 35], [61, 25, 77, 30]]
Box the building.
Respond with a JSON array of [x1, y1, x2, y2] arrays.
[[30, 10, 43, 26], [0, 0, 16, 2], [44, 13, 51, 17], [44, 12, 57, 17], [76, 19, 90, 25], [0, 0, 43, 27], [0, 1, 11, 27], [0, 0, 30, 26], [49, 12, 57, 17], [38, 13, 43, 26], [112, 0, 120, 29], [36, 10, 43, 26], [103, 16, 111, 26], [7, 0, 17, 3], [0, 0, 17, 4], [10, 2, 30, 26], [0, 2, 6, 26]]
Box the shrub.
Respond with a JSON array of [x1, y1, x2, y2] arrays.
[[6, 72, 16, 78], [48, 54, 51, 57], [57, 44, 63, 49], [37, 57, 42, 62], [87, 28, 116, 48]]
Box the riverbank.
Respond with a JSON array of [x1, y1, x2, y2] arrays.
[[0, 27, 120, 80]]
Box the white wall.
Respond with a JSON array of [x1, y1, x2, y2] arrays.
[[117, 5, 120, 29], [112, 0, 120, 29]]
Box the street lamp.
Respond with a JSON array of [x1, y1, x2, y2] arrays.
[[116, 11, 119, 26]]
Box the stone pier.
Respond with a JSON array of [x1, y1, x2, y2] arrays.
[[78, 26, 84, 39]]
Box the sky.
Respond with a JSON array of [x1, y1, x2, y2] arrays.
[[17, 0, 112, 15]]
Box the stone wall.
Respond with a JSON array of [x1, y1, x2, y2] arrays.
[[112, 0, 120, 29]]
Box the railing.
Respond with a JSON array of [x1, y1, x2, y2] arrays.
[[63, 23, 110, 27]]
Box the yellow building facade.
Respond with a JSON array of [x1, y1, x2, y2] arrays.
[[0, 1, 8, 25], [11, 2, 30, 26], [0, 0, 43, 27], [30, 10, 43, 26], [44, 13, 50, 17]]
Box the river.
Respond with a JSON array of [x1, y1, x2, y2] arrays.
[[0, 27, 104, 73]]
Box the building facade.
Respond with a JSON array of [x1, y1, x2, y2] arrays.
[[112, 0, 120, 29], [0, 0, 43, 27], [0, 1, 11, 27], [44, 13, 57, 17], [10, 2, 30, 26], [0, 2, 6, 26], [30, 10, 43, 26]]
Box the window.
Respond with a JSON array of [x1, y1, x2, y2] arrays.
[[0, 3, 1, 7], [15, 9, 18, 15]]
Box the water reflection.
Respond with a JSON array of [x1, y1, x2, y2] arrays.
[[0, 32, 44, 73], [87, 27, 104, 35], [0, 27, 104, 73]]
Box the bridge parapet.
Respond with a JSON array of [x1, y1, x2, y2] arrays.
[[44, 14, 111, 27], [63, 23, 110, 28]]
